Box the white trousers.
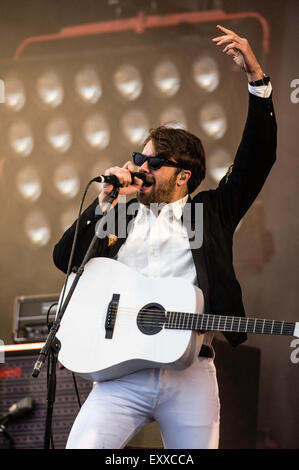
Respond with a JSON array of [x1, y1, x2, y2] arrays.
[[66, 357, 220, 449]]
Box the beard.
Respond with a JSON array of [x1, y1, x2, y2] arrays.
[[137, 172, 178, 206]]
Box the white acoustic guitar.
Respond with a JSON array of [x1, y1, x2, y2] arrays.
[[56, 257, 299, 382]]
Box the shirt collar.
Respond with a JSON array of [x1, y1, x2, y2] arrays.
[[167, 194, 189, 220], [135, 195, 188, 223]]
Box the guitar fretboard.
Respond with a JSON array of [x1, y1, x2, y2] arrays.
[[166, 312, 295, 336]]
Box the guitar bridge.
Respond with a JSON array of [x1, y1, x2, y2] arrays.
[[105, 293, 120, 339]]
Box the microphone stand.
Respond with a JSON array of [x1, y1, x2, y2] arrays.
[[32, 183, 120, 449]]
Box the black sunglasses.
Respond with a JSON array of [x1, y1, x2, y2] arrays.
[[132, 152, 182, 170]]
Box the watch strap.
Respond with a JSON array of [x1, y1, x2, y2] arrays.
[[249, 75, 271, 87]]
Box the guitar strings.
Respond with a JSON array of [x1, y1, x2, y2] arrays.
[[108, 306, 291, 325], [104, 306, 293, 333], [103, 315, 293, 335], [109, 305, 289, 325], [106, 306, 210, 330]]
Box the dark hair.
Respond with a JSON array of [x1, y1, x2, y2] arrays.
[[143, 126, 206, 194]]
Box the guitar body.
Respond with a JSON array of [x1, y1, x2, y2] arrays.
[[56, 257, 205, 382]]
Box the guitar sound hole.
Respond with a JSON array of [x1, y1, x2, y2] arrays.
[[137, 303, 166, 336]]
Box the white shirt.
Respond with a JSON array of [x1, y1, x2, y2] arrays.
[[117, 196, 214, 347], [117, 195, 197, 283], [248, 81, 272, 98]]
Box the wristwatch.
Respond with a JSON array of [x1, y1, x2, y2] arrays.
[[249, 74, 271, 87]]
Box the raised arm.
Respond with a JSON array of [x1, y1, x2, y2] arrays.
[[210, 26, 277, 230]]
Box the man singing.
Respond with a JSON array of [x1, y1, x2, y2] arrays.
[[53, 25, 277, 449]]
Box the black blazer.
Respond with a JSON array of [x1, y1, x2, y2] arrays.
[[53, 92, 277, 347]]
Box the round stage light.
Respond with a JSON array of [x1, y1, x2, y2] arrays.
[[159, 106, 187, 129], [75, 66, 102, 104], [24, 211, 51, 247], [53, 162, 80, 199], [121, 110, 149, 145], [37, 70, 64, 108], [45, 116, 72, 153], [113, 64, 142, 101], [152, 60, 180, 97], [16, 166, 41, 202], [192, 57, 220, 92], [207, 149, 232, 183], [199, 103, 227, 139], [8, 121, 34, 157], [83, 113, 110, 150], [4, 76, 26, 112]]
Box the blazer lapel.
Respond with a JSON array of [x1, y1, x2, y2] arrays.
[[182, 196, 210, 313], [104, 199, 137, 259]]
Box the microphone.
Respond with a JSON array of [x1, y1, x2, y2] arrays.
[[93, 172, 152, 187]]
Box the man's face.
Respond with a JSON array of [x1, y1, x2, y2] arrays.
[[136, 140, 180, 206]]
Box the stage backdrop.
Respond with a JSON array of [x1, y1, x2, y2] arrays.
[[0, 0, 298, 449]]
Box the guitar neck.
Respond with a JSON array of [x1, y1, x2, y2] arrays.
[[165, 312, 296, 336]]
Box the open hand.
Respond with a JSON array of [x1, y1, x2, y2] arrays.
[[212, 25, 264, 82]]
